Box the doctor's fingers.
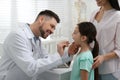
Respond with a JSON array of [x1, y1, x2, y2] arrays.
[[62, 41, 70, 47], [58, 41, 69, 46]]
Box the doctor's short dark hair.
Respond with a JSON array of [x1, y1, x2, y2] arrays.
[[35, 10, 60, 23]]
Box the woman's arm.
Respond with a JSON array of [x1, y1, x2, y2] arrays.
[[92, 22, 120, 69], [92, 52, 118, 69]]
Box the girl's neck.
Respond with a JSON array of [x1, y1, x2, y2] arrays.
[[79, 44, 90, 53]]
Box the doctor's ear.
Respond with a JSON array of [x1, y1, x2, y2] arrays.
[[38, 16, 45, 23]]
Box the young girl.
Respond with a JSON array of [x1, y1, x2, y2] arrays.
[[70, 22, 99, 80]]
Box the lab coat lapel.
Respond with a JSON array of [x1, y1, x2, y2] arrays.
[[22, 23, 36, 48], [31, 38, 36, 47], [22, 23, 42, 58], [31, 37, 43, 59]]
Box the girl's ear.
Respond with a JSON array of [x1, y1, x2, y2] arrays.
[[81, 35, 87, 41]]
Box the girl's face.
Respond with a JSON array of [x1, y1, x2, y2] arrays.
[[72, 26, 81, 45], [95, 0, 109, 7]]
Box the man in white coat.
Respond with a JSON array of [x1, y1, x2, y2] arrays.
[[0, 10, 73, 80]]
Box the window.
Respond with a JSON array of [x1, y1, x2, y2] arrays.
[[0, 0, 98, 43], [0, 0, 11, 42], [0, 0, 98, 54], [0, 0, 72, 43]]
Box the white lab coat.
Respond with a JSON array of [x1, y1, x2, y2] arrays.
[[0, 23, 71, 80]]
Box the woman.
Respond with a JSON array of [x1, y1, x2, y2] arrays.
[[90, 0, 120, 80]]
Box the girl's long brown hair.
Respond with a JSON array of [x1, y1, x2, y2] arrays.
[[77, 22, 99, 80]]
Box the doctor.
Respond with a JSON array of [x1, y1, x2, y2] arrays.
[[0, 10, 72, 80]]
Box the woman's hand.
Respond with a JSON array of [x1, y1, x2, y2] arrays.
[[92, 55, 105, 69], [68, 42, 80, 55]]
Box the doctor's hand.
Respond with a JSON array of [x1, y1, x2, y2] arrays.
[[57, 41, 70, 57], [92, 55, 105, 69], [68, 42, 80, 55]]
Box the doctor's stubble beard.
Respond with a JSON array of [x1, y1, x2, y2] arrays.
[[39, 26, 46, 39]]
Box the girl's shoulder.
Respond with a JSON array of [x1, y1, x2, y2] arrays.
[[77, 50, 93, 60]]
